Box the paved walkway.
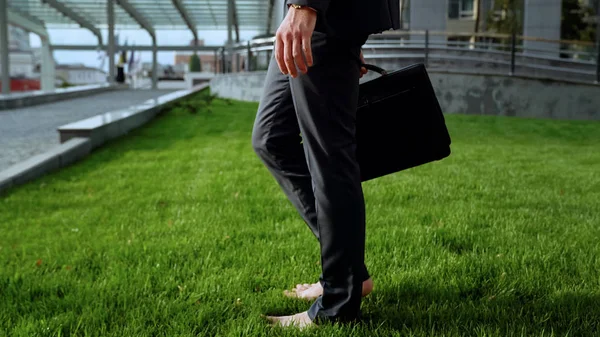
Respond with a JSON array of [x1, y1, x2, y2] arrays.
[[0, 89, 176, 172]]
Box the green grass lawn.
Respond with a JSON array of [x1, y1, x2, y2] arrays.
[[1, 92, 599, 337]]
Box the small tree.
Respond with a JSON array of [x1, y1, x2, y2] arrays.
[[189, 53, 202, 72], [562, 0, 596, 42], [481, 0, 523, 51], [561, 0, 597, 59], [486, 0, 523, 35]]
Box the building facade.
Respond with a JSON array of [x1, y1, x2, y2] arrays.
[[174, 52, 220, 74], [402, 0, 587, 55], [9, 26, 31, 51], [0, 26, 41, 91], [174, 38, 250, 74], [403, 0, 569, 41], [0, 26, 35, 78], [55, 64, 107, 86]]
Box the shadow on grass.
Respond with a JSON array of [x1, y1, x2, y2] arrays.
[[363, 285, 600, 336]]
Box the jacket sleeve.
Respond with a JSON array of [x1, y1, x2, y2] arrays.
[[285, 0, 330, 14]]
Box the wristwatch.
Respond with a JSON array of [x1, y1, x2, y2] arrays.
[[288, 3, 316, 12]]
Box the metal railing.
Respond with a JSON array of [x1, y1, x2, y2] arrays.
[[217, 30, 600, 84]]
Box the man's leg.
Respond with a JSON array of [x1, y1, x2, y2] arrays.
[[253, 53, 371, 301], [252, 55, 318, 238], [289, 33, 367, 323]]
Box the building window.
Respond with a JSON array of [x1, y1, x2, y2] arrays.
[[449, 0, 475, 19]]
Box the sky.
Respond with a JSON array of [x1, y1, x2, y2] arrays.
[[29, 28, 261, 71]]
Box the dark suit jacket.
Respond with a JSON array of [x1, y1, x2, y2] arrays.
[[284, 0, 400, 44]]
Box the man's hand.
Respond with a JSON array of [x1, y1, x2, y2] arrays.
[[275, 6, 317, 78], [359, 50, 368, 78]]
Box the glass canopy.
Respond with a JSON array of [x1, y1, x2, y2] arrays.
[[7, 0, 272, 32]]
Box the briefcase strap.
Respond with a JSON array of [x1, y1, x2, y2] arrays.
[[350, 50, 389, 76], [361, 64, 388, 76]]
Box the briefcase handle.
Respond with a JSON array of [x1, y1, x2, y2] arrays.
[[361, 63, 388, 76]]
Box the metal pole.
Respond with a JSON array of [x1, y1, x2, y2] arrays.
[[597, 35, 600, 84], [247, 41, 252, 72], [399, 0, 404, 28], [510, 33, 517, 76], [596, 0, 600, 83], [221, 47, 226, 74], [0, 0, 10, 95], [214, 49, 218, 74], [424, 30, 429, 67], [226, 0, 233, 73], [152, 37, 158, 89], [107, 0, 115, 84], [41, 38, 56, 91]]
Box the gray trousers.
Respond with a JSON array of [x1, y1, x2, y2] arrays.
[[251, 31, 370, 323]]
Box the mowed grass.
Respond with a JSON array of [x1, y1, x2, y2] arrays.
[[1, 92, 599, 337]]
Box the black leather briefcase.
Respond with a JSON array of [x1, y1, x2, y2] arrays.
[[356, 63, 452, 182]]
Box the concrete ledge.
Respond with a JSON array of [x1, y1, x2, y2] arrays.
[[210, 70, 600, 120], [50, 137, 93, 168], [0, 84, 209, 196], [184, 72, 215, 89], [0, 137, 91, 195], [58, 83, 209, 149], [0, 83, 116, 111], [0, 175, 13, 192]]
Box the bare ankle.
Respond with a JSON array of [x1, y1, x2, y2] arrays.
[[362, 278, 374, 296]]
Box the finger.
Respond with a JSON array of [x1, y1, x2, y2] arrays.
[[275, 34, 287, 74], [284, 33, 297, 77], [293, 35, 306, 74], [303, 34, 313, 67]]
